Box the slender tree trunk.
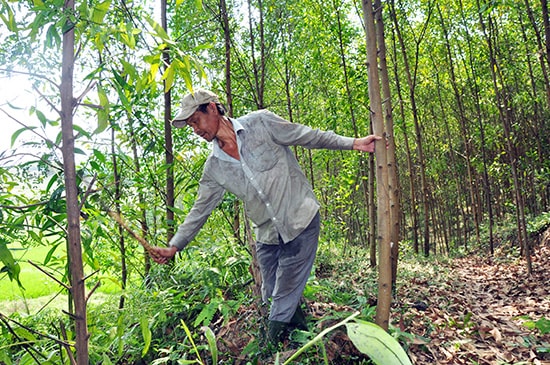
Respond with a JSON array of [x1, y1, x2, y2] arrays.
[[161, 0, 174, 244], [368, 151, 376, 268], [374, 0, 400, 292], [111, 128, 127, 309], [361, 0, 392, 331], [519, 7, 547, 214], [247, 0, 265, 108], [61, 0, 88, 362], [431, 64, 468, 253]]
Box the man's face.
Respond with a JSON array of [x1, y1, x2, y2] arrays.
[[185, 103, 219, 142]]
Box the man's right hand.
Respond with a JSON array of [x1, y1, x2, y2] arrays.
[[149, 245, 178, 264]]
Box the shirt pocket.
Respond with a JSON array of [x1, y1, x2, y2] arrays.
[[242, 139, 279, 172]]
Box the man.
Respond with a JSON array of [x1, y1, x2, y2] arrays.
[[150, 89, 380, 345]]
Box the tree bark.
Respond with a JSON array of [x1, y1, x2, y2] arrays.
[[61, 0, 89, 363], [361, 0, 392, 331], [374, 0, 400, 292], [161, 0, 175, 244], [111, 127, 127, 309]]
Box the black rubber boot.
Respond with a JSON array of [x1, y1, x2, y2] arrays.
[[267, 320, 289, 346], [290, 305, 308, 331]]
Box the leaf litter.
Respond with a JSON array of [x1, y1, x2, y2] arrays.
[[402, 235, 550, 364]]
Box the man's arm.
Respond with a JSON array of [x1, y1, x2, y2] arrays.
[[258, 110, 381, 151], [150, 169, 226, 264]]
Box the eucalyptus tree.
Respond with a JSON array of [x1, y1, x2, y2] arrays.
[[361, 0, 392, 330]]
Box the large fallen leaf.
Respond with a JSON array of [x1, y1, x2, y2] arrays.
[[345, 321, 412, 365]]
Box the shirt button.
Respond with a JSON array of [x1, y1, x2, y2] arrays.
[[272, 217, 277, 221]]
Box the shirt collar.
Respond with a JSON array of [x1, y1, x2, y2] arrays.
[[212, 118, 244, 160]]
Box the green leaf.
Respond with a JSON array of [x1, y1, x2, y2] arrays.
[[140, 315, 151, 357], [92, 149, 107, 163], [96, 84, 110, 133], [146, 17, 170, 42], [13, 327, 36, 342], [43, 243, 60, 265], [119, 22, 136, 49], [194, 302, 217, 327], [102, 353, 113, 365], [0, 349, 13, 365], [0, 239, 22, 288], [0, 5, 17, 32], [35, 109, 48, 127], [345, 322, 412, 365], [91, 0, 111, 24], [180, 319, 202, 362], [45, 24, 60, 48], [116, 313, 125, 357], [11, 127, 35, 147], [202, 326, 218, 365], [162, 63, 175, 93], [535, 318, 550, 334]]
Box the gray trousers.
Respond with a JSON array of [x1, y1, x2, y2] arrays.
[[256, 212, 320, 323]]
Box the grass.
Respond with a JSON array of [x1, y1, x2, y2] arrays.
[[0, 244, 65, 301], [0, 242, 123, 314]]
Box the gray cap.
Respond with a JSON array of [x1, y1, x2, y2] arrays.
[[172, 89, 220, 128]]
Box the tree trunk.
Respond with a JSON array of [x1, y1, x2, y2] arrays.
[[374, 0, 400, 292], [111, 127, 127, 309], [361, 0, 392, 331], [368, 152, 376, 268], [247, 0, 265, 108], [61, 0, 89, 362], [161, 0, 175, 244]]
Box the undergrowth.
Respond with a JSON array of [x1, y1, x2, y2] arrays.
[[2, 212, 548, 364]]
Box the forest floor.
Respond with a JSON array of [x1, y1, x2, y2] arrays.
[[217, 231, 550, 364], [401, 235, 550, 364]]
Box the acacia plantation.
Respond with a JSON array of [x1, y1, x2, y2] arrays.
[[0, 0, 549, 364]]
